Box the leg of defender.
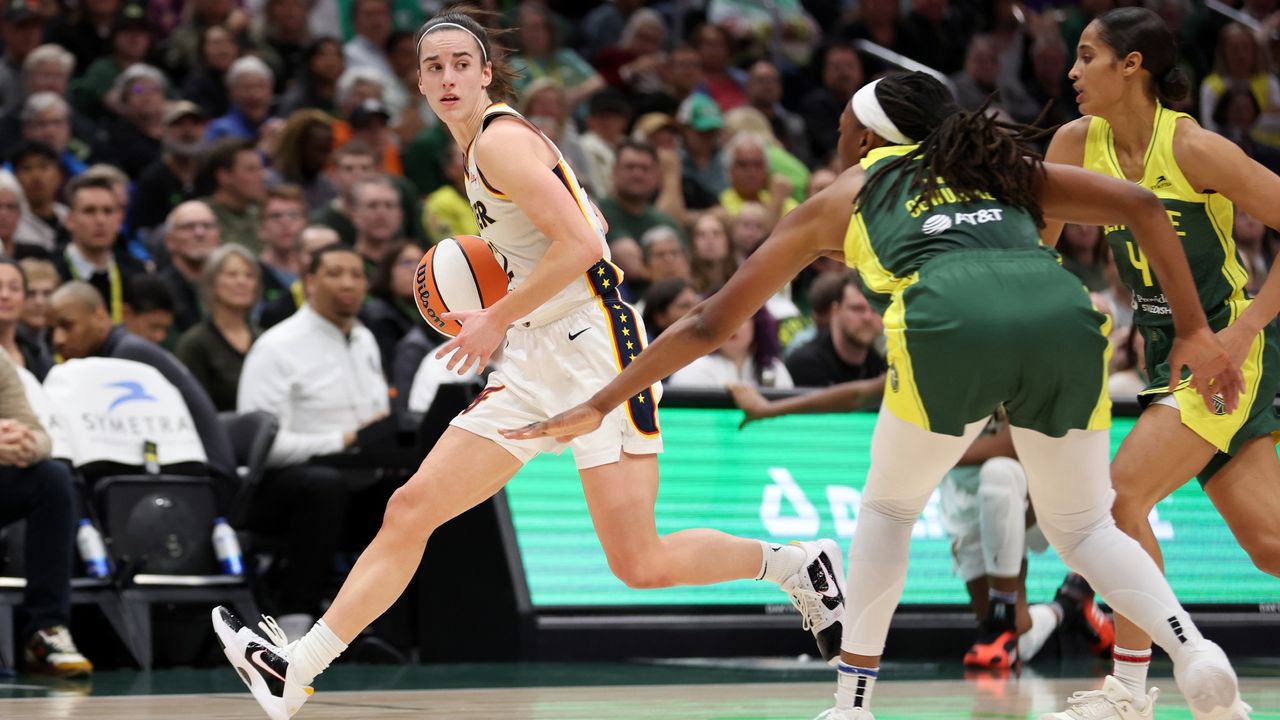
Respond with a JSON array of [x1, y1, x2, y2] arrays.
[[821, 411, 985, 717], [1010, 426, 1246, 720]]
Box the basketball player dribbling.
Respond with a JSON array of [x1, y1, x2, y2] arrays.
[[506, 72, 1252, 719], [211, 11, 846, 719], [1041, 9, 1280, 718]]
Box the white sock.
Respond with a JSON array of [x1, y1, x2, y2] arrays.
[[289, 620, 348, 687], [1017, 603, 1061, 662], [1113, 645, 1152, 709], [835, 662, 879, 710], [756, 541, 807, 584]]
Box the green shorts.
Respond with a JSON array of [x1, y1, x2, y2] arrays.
[[1138, 301, 1280, 483], [883, 248, 1111, 437]]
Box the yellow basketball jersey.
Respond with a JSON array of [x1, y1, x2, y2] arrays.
[[1082, 103, 1248, 327]]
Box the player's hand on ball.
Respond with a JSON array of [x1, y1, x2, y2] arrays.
[[436, 308, 507, 375], [1168, 326, 1244, 415], [501, 403, 605, 444]]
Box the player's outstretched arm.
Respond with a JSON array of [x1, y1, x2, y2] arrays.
[[729, 376, 886, 430], [1037, 162, 1243, 412], [1178, 125, 1280, 368], [501, 167, 867, 442]]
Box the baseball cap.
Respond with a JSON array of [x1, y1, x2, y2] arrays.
[[349, 98, 391, 128], [4, 0, 41, 23], [631, 112, 679, 142], [113, 0, 149, 33], [163, 100, 205, 126], [677, 94, 723, 132]]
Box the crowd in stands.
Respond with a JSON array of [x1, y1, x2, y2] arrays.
[[3, 0, 1280, 674]]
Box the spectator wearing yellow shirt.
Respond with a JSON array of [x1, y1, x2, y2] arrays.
[[717, 132, 797, 229], [422, 145, 477, 244]]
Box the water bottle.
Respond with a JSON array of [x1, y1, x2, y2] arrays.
[[76, 519, 110, 579], [212, 517, 244, 576]]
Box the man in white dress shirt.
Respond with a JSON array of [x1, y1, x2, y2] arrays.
[[237, 243, 389, 641]]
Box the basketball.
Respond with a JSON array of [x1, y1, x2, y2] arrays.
[[414, 234, 509, 338]]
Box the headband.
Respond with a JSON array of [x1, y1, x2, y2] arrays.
[[850, 79, 912, 146], [417, 21, 489, 62]]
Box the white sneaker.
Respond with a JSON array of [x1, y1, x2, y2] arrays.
[[1175, 640, 1252, 720], [779, 539, 847, 665], [1040, 675, 1158, 719], [211, 606, 313, 720], [815, 706, 875, 719]]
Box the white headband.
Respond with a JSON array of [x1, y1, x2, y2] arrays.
[[851, 79, 913, 146], [417, 22, 489, 62]]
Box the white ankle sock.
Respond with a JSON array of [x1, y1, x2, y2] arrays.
[[756, 541, 807, 584], [835, 662, 878, 710], [289, 620, 348, 687], [1017, 603, 1061, 663], [1113, 645, 1152, 709]]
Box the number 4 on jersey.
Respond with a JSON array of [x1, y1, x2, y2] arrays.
[[1126, 240, 1154, 287]]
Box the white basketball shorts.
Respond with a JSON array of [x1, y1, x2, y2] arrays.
[[450, 296, 663, 469]]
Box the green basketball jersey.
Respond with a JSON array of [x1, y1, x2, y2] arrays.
[[1083, 103, 1249, 328], [843, 145, 1045, 313]]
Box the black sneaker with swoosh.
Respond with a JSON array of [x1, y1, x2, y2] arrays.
[[211, 606, 313, 720]]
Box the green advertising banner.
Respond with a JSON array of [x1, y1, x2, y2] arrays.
[[506, 408, 1280, 608]]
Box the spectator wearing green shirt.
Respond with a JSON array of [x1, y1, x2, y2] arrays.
[[71, 1, 154, 121], [597, 140, 683, 247], [510, 1, 605, 110], [200, 138, 265, 254]]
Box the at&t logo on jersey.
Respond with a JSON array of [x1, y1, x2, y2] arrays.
[[923, 209, 1006, 235], [921, 214, 952, 235]]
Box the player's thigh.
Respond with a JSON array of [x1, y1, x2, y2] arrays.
[[1204, 434, 1280, 576], [579, 451, 661, 557], [864, 408, 984, 506], [386, 426, 524, 530], [1110, 402, 1217, 517]]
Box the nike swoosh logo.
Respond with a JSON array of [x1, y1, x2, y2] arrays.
[[817, 554, 841, 599], [251, 649, 287, 683], [568, 328, 590, 341]]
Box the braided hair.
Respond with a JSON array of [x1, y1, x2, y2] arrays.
[[854, 72, 1052, 228]]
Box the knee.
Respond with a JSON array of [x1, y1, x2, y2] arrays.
[[1243, 537, 1280, 578], [606, 549, 671, 590], [860, 495, 929, 525], [977, 458, 1026, 509], [32, 461, 74, 501], [380, 481, 441, 542]]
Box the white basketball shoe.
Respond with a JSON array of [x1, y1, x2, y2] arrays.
[[1175, 640, 1253, 720], [211, 606, 313, 720], [815, 706, 875, 719], [779, 539, 847, 665], [1040, 675, 1158, 719]]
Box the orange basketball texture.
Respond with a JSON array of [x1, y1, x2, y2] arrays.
[[414, 235, 510, 338]]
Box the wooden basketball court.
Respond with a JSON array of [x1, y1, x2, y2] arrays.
[[1, 674, 1277, 719]]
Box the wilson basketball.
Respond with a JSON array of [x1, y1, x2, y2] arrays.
[[414, 235, 509, 338]]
